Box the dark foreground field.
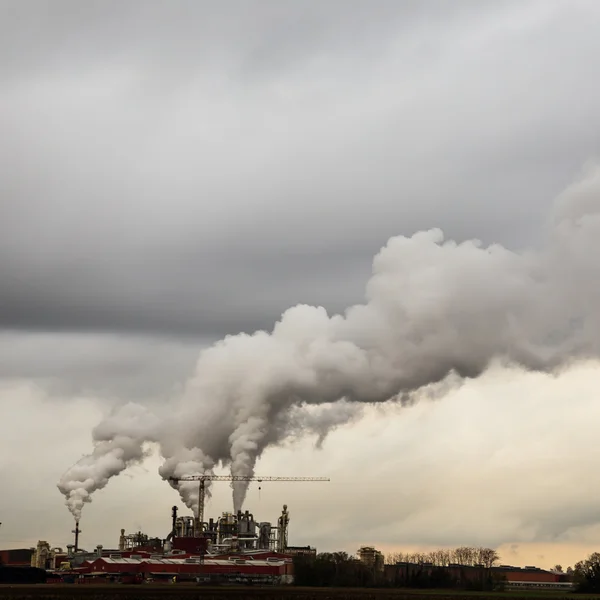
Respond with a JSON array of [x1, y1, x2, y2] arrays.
[[0, 586, 596, 600]]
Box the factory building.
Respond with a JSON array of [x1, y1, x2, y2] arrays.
[[118, 529, 162, 552], [2, 544, 70, 570], [76, 556, 293, 583], [0, 548, 33, 567], [55, 503, 310, 564], [384, 561, 574, 590], [495, 565, 574, 589], [30, 541, 68, 570], [0, 503, 313, 584], [160, 503, 309, 557]]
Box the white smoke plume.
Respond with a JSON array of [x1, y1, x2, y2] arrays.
[[157, 447, 216, 515], [58, 164, 600, 518], [57, 403, 162, 520]]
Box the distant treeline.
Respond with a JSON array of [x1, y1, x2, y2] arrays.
[[293, 552, 380, 588], [294, 548, 600, 593], [386, 546, 499, 568], [293, 548, 503, 590]]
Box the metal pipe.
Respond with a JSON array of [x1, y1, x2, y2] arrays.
[[213, 537, 257, 545]]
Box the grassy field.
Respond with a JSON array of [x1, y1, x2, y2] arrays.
[[0, 586, 597, 600]]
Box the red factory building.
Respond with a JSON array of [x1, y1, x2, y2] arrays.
[[0, 549, 34, 567], [495, 565, 573, 589], [385, 562, 573, 590], [77, 555, 293, 583]]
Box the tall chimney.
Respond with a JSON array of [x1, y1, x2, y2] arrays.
[[72, 521, 81, 553], [171, 506, 178, 538]]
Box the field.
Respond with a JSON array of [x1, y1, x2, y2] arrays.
[[0, 586, 597, 600]]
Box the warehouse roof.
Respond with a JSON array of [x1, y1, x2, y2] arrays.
[[87, 557, 285, 567]]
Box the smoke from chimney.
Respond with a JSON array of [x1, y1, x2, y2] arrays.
[[57, 163, 600, 518]]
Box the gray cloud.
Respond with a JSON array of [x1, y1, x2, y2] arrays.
[[2, 1, 600, 339], [3, 0, 600, 563], [0, 331, 205, 398], [54, 159, 600, 521]]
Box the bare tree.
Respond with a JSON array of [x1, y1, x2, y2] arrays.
[[454, 546, 475, 566], [386, 552, 405, 565], [478, 548, 500, 568], [385, 546, 499, 568], [333, 551, 350, 564]]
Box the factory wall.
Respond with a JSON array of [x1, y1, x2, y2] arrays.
[[0, 549, 34, 567], [81, 556, 292, 579], [384, 562, 566, 588], [93, 548, 292, 562], [172, 536, 208, 555], [496, 568, 563, 583]]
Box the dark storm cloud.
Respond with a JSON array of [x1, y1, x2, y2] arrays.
[[1, 0, 600, 339]]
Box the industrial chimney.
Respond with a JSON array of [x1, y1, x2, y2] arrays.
[[171, 506, 178, 538], [72, 521, 81, 553]]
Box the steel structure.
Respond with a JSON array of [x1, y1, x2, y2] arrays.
[[168, 475, 329, 538]]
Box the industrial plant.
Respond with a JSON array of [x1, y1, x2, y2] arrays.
[[1, 503, 315, 585], [0, 500, 579, 590], [0, 478, 577, 588]]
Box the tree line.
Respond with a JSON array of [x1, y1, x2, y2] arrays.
[[293, 546, 501, 589], [293, 548, 600, 591], [386, 546, 499, 568], [293, 552, 379, 588]]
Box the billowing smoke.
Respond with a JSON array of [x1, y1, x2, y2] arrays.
[[57, 403, 162, 520], [58, 164, 600, 518]]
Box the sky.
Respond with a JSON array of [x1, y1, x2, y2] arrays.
[[1, 0, 600, 571]]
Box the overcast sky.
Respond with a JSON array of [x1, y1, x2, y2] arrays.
[[2, 0, 600, 570]]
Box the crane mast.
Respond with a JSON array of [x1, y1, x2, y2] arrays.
[[168, 475, 329, 537]]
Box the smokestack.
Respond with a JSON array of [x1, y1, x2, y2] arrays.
[[72, 521, 81, 553], [171, 506, 178, 537]]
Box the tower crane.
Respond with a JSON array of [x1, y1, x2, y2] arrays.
[[168, 475, 329, 536]]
